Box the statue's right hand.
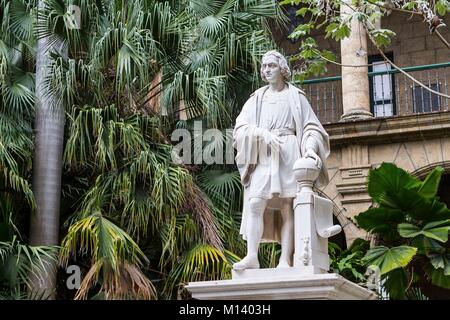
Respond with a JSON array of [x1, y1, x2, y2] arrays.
[[254, 128, 281, 149], [260, 130, 281, 149]]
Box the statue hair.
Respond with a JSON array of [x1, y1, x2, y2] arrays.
[[260, 50, 291, 82]]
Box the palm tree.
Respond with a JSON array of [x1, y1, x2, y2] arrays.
[[29, 0, 68, 298], [0, 0, 61, 299], [1, 0, 286, 299]]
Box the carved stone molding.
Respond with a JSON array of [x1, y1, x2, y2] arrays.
[[336, 164, 373, 206], [336, 143, 373, 217], [325, 111, 450, 147]]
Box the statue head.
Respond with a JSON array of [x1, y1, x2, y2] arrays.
[[260, 50, 291, 83]]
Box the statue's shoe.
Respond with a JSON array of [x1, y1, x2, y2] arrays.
[[232, 256, 260, 270]]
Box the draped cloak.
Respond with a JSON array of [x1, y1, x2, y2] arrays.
[[233, 83, 330, 243]]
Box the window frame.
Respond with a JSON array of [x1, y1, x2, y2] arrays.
[[368, 53, 397, 117]]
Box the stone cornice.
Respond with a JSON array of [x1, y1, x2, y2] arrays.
[[324, 111, 450, 147]]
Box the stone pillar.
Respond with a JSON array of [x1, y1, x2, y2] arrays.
[[340, 0, 373, 121]]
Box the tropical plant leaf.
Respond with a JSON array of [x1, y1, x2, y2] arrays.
[[60, 212, 148, 271], [396, 188, 450, 221], [412, 235, 444, 255], [429, 253, 450, 276], [0, 236, 58, 291], [398, 220, 450, 243], [367, 162, 419, 204], [75, 259, 157, 300], [429, 267, 450, 289], [363, 245, 417, 275], [383, 268, 408, 300], [417, 166, 444, 199], [355, 207, 404, 238], [347, 238, 370, 254], [197, 169, 242, 213], [163, 244, 236, 298]]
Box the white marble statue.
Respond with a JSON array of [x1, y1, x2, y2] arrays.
[[232, 50, 331, 270]]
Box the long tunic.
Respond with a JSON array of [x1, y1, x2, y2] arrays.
[[247, 88, 300, 199]]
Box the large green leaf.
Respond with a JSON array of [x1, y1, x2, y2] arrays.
[[417, 166, 444, 199], [398, 220, 450, 243], [364, 164, 450, 223], [383, 268, 408, 300], [429, 267, 450, 289], [396, 188, 450, 221], [367, 163, 419, 204], [355, 207, 404, 238], [422, 198, 450, 221], [412, 235, 444, 255], [363, 245, 417, 275], [429, 253, 450, 276]]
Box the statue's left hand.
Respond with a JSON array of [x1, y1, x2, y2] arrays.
[[305, 148, 322, 169]]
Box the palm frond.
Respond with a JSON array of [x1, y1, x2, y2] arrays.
[[197, 169, 242, 212], [163, 243, 238, 298], [182, 183, 222, 249], [60, 212, 148, 271], [0, 236, 58, 292], [75, 259, 156, 300]]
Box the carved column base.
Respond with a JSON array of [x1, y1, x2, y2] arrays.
[[340, 109, 373, 122]]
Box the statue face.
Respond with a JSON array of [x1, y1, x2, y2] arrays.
[[261, 55, 283, 84]]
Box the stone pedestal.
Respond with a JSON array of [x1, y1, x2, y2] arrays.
[[185, 157, 376, 300], [185, 270, 377, 300]]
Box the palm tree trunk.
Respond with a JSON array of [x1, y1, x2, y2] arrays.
[[29, 0, 66, 299]]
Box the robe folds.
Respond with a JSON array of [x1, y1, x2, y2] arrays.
[[233, 83, 330, 243]]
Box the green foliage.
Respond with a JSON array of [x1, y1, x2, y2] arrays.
[[363, 245, 417, 275], [369, 29, 396, 47], [329, 239, 370, 284], [0, 223, 58, 300], [429, 253, 450, 276], [383, 268, 409, 300], [429, 266, 450, 289], [164, 244, 239, 297], [325, 22, 351, 41], [0, 0, 36, 214], [355, 163, 450, 299], [290, 36, 336, 82], [398, 220, 450, 243], [435, 0, 450, 16], [42, 0, 284, 299], [0, 0, 286, 299]]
